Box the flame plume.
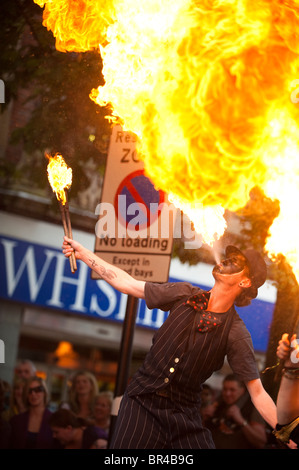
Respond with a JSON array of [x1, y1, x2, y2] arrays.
[[35, 0, 299, 277], [34, 0, 115, 52]]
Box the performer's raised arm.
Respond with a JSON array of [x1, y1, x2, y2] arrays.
[[62, 236, 145, 298], [273, 333, 299, 446]]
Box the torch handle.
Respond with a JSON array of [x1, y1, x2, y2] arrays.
[[64, 191, 77, 272], [59, 200, 77, 273], [59, 201, 69, 236], [64, 189, 77, 272]]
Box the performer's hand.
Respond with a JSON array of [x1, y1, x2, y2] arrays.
[[277, 333, 298, 367], [62, 236, 83, 260], [289, 334, 299, 367]]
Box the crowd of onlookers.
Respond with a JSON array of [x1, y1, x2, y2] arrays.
[[0, 359, 274, 450], [0, 360, 113, 449]]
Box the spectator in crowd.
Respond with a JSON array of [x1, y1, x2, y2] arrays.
[[199, 384, 217, 426], [2, 377, 27, 422], [273, 333, 299, 447], [93, 391, 113, 434], [68, 370, 98, 421], [205, 374, 267, 449], [9, 376, 54, 449], [50, 408, 108, 449], [15, 359, 37, 380], [0, 380, 11, 449], [0, 379, 10, 412]]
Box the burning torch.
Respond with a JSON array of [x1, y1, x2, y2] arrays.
[[47, 153, 77, 273]]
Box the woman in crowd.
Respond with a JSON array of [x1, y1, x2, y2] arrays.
[[68, 370, 99, 421], [9, 376, 54, 449], [93, 391, 113, 434], [2, 377, 27, 422], [50, 408, 108, 449]]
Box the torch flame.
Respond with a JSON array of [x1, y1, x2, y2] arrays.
[[47, 153, 72, 204], [35, 0, 299, 278]]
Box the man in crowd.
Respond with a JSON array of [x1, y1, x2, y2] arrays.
[[15, 359, 37, 380], [205, 374, 267, 448]]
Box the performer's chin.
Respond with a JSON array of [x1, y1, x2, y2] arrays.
[[212, 265, 221, 280], [212, 265, 221, 274]]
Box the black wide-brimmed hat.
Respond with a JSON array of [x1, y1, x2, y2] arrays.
[[225, 245, 267, 289]]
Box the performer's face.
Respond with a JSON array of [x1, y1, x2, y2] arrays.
[[213, 254, 247, 277]]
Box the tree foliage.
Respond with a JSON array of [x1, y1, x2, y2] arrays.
[[0, 0, 111, 197]]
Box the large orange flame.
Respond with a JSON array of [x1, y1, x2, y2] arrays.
[[34, 0, 115, 52], [35, 0, 299, 277]]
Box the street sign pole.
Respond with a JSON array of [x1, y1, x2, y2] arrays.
[[108, 294, 139, 447], [94, 124, 174, 447]]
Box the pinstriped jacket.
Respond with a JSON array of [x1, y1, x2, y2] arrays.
[[127, 282, 259, 405]]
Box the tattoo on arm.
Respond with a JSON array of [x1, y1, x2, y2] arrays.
[[88, 258, 117, 281], [100, 266, 117, 281], [88, 258, 98, 268]]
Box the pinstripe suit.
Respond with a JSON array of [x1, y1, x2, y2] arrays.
[[110, 282, 259, 449]]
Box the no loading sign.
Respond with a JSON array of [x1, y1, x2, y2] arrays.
[[114, 169, 165, 230], [94, 124, 174, 282]]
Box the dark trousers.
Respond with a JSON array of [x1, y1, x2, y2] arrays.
[[109, 391, 215, 449]]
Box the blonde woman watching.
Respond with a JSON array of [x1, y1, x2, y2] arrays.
[[68, 371, 99, 421]]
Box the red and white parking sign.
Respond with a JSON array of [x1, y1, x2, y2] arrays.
[[93, 125, 175, 282]]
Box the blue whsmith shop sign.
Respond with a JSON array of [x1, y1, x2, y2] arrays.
[[0, 230, 276, 353]]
